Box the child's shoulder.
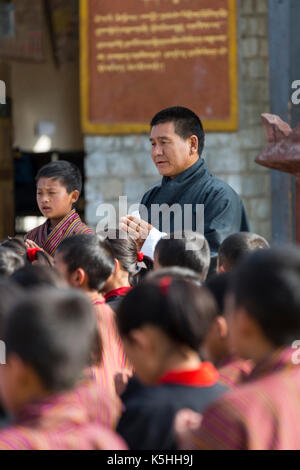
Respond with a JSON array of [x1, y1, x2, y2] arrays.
[[71, 212, 93, 235], [24, 220, 47, 241], [0, 424, 38, 450]]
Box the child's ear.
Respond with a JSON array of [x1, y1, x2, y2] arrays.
[[216, 257, 226, 274], [71, 190, 79, 205], [114, 258, 120, 274], [71, 267, 86, 287], [215, 316, 228, 338]]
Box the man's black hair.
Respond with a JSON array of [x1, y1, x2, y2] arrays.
[[218, 231, 269, 271], [230, 247, 300, 347], [150, 106, 205, 156], [35, 160, 82, 195], [4, 288, 99, 391], [12, 265, 66, 289], [155, 232, 210, 282], [116, 280, 217, 351], [56, 234, 115, 291], [0, 247, 25, 276]]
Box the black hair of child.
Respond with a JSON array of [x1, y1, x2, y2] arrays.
[[0, 237, 27, 258], [230, 246, 300, 347], [116, 279, 217, 351], [146, 265, 202, 286], [11, 265, 66, 289], [155, 232, 210, 281], [205, 272, 232, 315], [218, 231, 269, 270], [4, 287, 99, 391], [56, 234, 115, 291], [0, 247, 25, 277], [35, 160, 82, 195], [150, 106, 205, 156], [0, 278, 23, 338], [102, 230, 153, 286]]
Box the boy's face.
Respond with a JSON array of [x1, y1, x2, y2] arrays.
[[36, 178, 79, 220]]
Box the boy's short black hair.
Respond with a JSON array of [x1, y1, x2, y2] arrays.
[[155, 232, 210, 281], [205, 272, 232, 315], [12, 265, 66, 289], [150, 106, 205, 156], [0, 247, 25, 276], [230, 247, 300, 347], [35, 160, 82, 195], [56, 234, 115, 291], [4, 288, 98, 391], [116, 280, 217, 351], [218, 232, 269, 270], [0, 278, 23, 337], [146, 266, 202, 286]]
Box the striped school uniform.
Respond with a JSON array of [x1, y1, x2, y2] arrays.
[[90, 295, 131, 396], [181, 347, 300, 450], [0, 387, 127, 450], [218, 356, 254, 387], [24, 209, 93, 256], [73, 376, 121, 430]]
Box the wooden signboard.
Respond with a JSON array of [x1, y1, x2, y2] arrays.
[[80, 0, 238, 134]]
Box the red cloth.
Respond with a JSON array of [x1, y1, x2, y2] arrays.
[[27, 247, 41, 262], [158, 363, 219, 387], [104, 286, 132, 301]]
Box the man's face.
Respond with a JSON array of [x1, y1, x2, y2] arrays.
[[150, 122, 198, 178]]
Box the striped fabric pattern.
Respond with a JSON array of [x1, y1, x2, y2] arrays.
[[73, 377, 122, 430], [24, 209, 93, 256], [218, 357, 254, 387], [0, 386, 127, 450], [89, 296, 132, 397], [182, 348, 300, 450]]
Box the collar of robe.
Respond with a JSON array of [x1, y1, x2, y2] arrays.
[[104, 286, 132, 301], [157, 362, 219, 387], [161, 157, 208, 186]]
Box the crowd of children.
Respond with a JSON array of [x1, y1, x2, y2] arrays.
[[0, 160, 299, 450]]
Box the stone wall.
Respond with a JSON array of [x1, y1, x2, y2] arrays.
[[84, 0, 271, 241]]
